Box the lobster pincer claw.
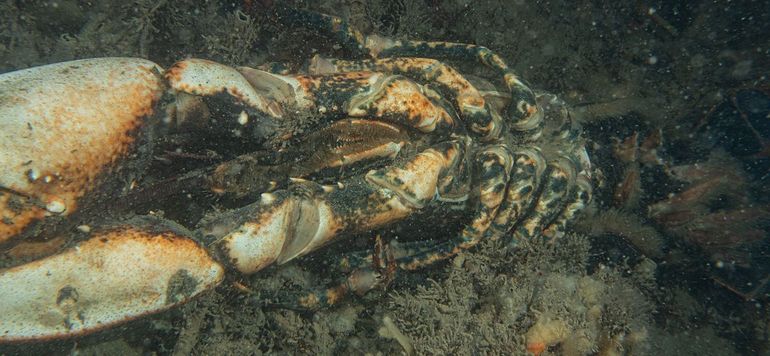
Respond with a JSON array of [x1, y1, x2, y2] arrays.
[[0, 220, 224, 342], [343, 234, 398, 297]]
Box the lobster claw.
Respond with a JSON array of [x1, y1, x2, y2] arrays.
[[0, 58, 166, 245], [0, 220, 223, 342]]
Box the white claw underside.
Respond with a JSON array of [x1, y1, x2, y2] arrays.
[[222, 193, 342, 273], [0, 228, 224, 342], [222, 197, 294, 274], [277, 199, 338, 264], [0, 58, 164, 243], [166, 58, 284, 119]]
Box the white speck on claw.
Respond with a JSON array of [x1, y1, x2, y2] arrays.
[[260, 193, 276, 205], [26, 169, 39, 181], [237, 110, 249, 125], [45, 199, 66, 214]]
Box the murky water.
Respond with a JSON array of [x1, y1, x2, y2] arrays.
[[1, 1, 769, 355]]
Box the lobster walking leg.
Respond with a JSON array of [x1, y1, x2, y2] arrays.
[[199, 140, 467, 274], [270, 5, 540, 134]]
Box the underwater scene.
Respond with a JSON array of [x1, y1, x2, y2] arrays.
[[0, 0, 769, 355]]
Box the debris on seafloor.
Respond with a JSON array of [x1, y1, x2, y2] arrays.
[[378, 315, 414, 355], [383, 235, 655, 355]]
